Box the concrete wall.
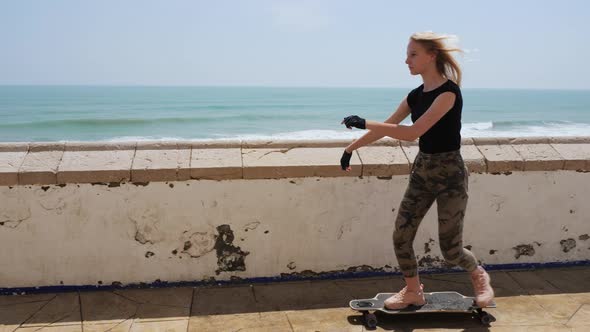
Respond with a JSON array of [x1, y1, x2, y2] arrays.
[[1, 137, 589, 291]]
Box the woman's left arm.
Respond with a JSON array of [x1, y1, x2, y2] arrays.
[[365, 92, 456, 141]]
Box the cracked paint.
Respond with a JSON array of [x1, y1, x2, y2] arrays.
[[560, 238, 576, 253], [490, 195, 505, 212], [130, 206, 162, 245], [258, 147, 296, 160], [337, 221, 352, 240], [513, 244, 535, 259], [424, 238, 435, 254], [279, 265, 394, 279], [1, 194, 31, 228], [214, 224, 250, 275], [244, 221, 261, 232], [417, 255, 454, 268], [181, 231, 216, 258]]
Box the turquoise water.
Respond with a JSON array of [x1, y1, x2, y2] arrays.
[[1, 86, 589, 142]]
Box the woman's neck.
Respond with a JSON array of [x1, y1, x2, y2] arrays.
[[421, 69, 447, 92]]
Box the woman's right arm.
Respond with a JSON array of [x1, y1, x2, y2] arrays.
[[345, 97, 411, 152]]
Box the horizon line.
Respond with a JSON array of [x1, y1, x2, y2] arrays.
[[1, 84, 589, 91]]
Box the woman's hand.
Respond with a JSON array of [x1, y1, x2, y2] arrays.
[[341, 115, 366, 129], [340, 149, 352, 171]]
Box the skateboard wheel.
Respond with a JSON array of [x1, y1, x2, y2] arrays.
[[364, 312, 377, 328], [479, 312, 494, 325]]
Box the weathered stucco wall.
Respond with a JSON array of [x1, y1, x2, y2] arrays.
[[1, 137, 589, 291]]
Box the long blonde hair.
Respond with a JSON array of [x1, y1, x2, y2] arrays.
[[410, 32, 463, 87]]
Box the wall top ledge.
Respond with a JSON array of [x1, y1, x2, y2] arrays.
[[2, 136, 590, 152]]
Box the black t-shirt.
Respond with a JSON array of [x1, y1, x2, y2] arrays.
[[407, 79, 463, 154]]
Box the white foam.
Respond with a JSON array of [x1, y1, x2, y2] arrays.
[[462, 121, 590, 137], [105, 136, 184, 142], [101, 122, 590, 142], [463, 122, 494, 131]]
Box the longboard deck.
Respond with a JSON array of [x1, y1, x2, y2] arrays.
[[350, 291, 496, 314]]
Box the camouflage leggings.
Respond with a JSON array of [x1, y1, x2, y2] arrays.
[[393, 149, 478, 278]]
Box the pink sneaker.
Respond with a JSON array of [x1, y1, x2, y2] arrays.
[[384, 284, 426, 310], [471, 266, 495, 307]]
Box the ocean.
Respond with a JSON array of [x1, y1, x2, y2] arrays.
[[1, 86, 589, 142]]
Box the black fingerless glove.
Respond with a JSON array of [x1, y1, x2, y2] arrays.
[[340, 150, 352, 170], [343, 115, 366, 129]]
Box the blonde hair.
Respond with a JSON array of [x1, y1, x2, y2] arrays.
[[410, 32, 463, 87]]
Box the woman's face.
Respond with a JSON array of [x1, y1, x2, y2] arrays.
[[405, 40, 435, 75]]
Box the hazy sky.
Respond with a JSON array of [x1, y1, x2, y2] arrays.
[[1, 0, 588, 89]]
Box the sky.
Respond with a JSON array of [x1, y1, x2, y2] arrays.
[[1, 0, 589, 89]]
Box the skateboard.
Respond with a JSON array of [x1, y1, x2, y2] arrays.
[[350, 291, 496, 328]]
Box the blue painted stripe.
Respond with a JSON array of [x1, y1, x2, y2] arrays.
[[1, 260, 589, 296]]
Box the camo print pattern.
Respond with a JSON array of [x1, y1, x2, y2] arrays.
[[393, 149, 478, 278]]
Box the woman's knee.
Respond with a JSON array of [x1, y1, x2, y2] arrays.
[[393, 229, 409, 247]]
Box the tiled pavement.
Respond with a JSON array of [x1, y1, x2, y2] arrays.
[[1, 266, 589, 331]]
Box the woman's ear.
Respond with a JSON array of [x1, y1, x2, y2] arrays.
[[429, 51, 437, 63]]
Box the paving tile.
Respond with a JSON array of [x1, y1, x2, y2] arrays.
[[131, 148, 191, 182], [0, 150, 27, 186], [63, 142, 137, 151], [188, 311, 292, 332], [19, 293, 80, 327], [133, 303, 190, 323], [486, 295, 562, 326], [550, 137, 590, 144], [564, 292, 590, 306], [190, 148, 242, 180], [242, 147, 361, 179], [80, 291, 138, 325], [18, 143, 65, 185], [83, 320, 134, 332], [114, 287, 193, 308], [512, 144, 565, 171], [130, 319, 189, 332], [566, 304, 590, 327], [509, 137, 551, 144], [242, 139, 351, 149], [190, 285, 257, 316], [57, 149, 135, 184], [0, 143, 29, 152], [15, 325, 83, 332], [286, 307, 362, 332], [534, 268, 590, 293], [476, 145, 525, 173], [551, 144, 590, 171], [0, 293, 55, 306], [252, 280, 352, 311], [0, 301, 48, 332], [356, 146, 410, 177], [484, 271, 528, 297], [507, 270, 562, 295], [530, 293, 585, 324], [461, 144, 487, 173]]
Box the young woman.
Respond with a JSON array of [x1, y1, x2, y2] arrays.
[[340, 32, 494, 309]]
